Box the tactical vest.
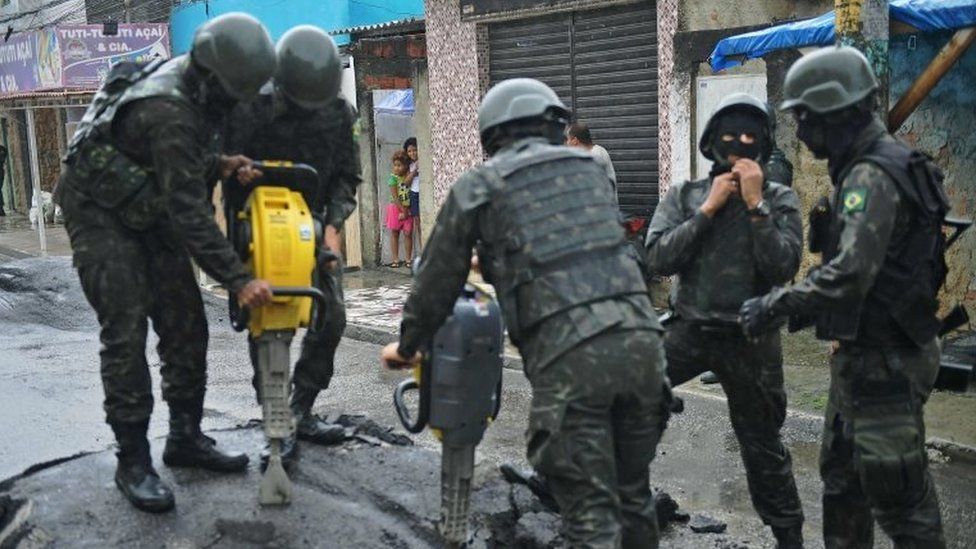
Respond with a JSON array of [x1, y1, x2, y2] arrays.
[[477, 140, 648, 345], [61, 56, 191, 229], [817, 134, 949, 347], [227, 93, 353, 214]]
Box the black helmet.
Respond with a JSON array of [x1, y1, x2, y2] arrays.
[[191, 12, 275, 102], [276, 25, 342, 110], [780, 45, 878, 114], [478, 78, 569, 138], [699, 92, 773, 162]]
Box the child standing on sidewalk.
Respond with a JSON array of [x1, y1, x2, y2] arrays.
[[403, 137, 421, 253], [385, 150, 413, 267]]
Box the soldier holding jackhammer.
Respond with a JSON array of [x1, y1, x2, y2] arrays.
[[741, 46, 948, 547], [223, 26, 362, 471], [54, 13, 276, 513], [645, 93, 806, 548], [381, 79, 672, 547]]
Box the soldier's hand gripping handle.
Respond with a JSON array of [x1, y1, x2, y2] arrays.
[[220, 154, 263, 184], [381, 342, 421, 370], [237, 279, 273, 308]]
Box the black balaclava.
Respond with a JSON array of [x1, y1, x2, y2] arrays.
[[796, 105, 873, 168], [202, 73, 239, 121], [710, 110, 766, 176]]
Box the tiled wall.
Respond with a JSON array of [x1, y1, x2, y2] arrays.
[[657, 0, 679, 195], [424, 0, 485, 206]]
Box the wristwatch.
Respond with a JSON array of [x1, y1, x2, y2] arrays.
[[747, 199, 771, 218]]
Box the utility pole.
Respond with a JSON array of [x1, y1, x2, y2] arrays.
[[835, 0, 889, 114], [124, 0, 131, 23]]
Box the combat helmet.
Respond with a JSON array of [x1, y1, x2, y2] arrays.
[[478, 78, 569, 138], [780, 45, 878, 114], [191, 12, 276, 102], [276, 25, 342, 110], [699, 92, 773, 162]]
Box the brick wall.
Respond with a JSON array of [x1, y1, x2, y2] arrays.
[[425, 0, 484, 206]]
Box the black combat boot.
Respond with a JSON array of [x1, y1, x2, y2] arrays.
[[162, 399, 249, 472], [111, 420, 175, 513], [291, 386, 345, 445], [772, 526, 804, 549]]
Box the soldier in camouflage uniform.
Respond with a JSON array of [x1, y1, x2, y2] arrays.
[[741, 46, 947, 548], [381, 79, 670, 548], [699, 104, 795, 386], [223, 26, 362, 468], [645, 93, 805, 547], [55, 14, 276, 513]]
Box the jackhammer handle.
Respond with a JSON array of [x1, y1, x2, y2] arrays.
[[394, 378, 428, 433], [270, 286, 328, 309], [229, 298, 249, 333], [272, 286, 329, 333], [229, 287, 327, 333]]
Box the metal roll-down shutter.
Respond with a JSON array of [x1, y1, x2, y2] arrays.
[[488, 1, 659, 218]]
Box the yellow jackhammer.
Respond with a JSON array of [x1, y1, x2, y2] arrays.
[[226, 161, 333, 506], [393, 276, 504, 546]]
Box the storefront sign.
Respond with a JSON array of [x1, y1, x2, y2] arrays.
[[0, 24, 170, 97], [58, 24, 170, 88], [0, 30, 61, 95]]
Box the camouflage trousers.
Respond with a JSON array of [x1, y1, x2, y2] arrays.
[[248, 255, 346, 400], [821, 340, 945, 548], [61, 185, 208, 425], [526, 329, 669, 549], [664, 320, 804, 529]]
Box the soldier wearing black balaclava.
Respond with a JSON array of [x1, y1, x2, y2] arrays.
[[741, 45, 947, 548], [645, 93, 806, 548]]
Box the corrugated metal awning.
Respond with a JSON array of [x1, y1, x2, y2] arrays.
[[328, 17, 425, 37]]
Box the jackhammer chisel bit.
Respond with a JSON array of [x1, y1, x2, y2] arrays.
[[257, 331, 295, 506]]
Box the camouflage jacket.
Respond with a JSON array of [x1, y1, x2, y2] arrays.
[[73, 93, 252, 293], [645, 174, 803, 324], [775, 120, 921, 340], [398, 138, 660, 372], [224, 92, 361, 229]]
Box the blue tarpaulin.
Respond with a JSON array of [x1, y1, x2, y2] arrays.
[[710, 0, 976, 72], [373, 89, 415, 115]]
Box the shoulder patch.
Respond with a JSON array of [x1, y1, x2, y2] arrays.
[[842, 187, 868, 214]]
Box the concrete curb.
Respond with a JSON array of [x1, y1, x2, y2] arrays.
[[928, 437, 976, 465]]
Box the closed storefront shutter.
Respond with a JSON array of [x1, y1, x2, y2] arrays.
[[488, 1, 658, 218]]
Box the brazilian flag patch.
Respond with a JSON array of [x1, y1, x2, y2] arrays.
[[842, 188, 867, 214]]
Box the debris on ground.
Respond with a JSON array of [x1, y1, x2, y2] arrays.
[[654, 489, 690, 526], [515, 511, 562, 548], [689, 512, 728, 534], [0, 495, 41, 548], [334, 414, 414, 446], [0, 418, 757, 548]]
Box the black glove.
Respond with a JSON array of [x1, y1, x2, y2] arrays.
[[739, 288, 788, 338]]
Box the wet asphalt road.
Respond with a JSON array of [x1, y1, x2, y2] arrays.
[[2, 257, 976, 547]]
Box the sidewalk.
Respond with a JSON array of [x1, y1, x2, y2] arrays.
[[0, 216, 71, 261]]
